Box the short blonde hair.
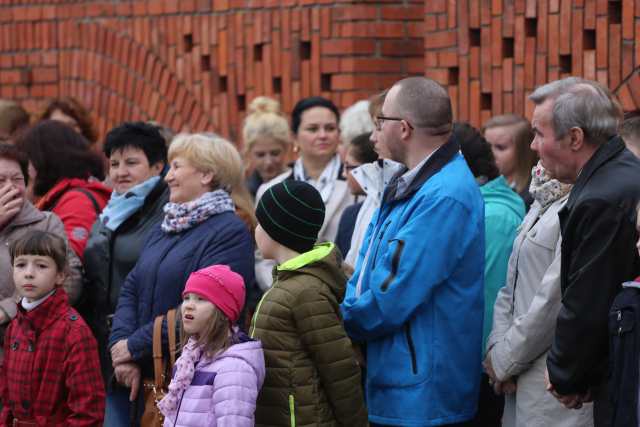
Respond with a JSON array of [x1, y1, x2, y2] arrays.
[[242, 96, 291, 153], [168, 133, 256, 226]]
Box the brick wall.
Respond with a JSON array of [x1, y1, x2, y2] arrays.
[[425, 0, 640, 128], [0, 0, 423, 143]]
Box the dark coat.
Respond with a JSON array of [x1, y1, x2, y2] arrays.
[[82, 179, 169, 383], [108, 210, 254, 377], [335, 201, 363, 259], [0, 290, 105, 426], [547, 137, 640, 395]]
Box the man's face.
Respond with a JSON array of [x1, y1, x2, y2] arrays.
[[530, 99, 576, 183], [378, 86, 406, 164]]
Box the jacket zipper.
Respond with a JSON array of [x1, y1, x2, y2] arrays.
[[380, 239, 405, 292], [371, 220, 391, 269], [173, 390, 186, 427], [289, 394, 296, 427], [250, 287, 273, 338], [405, 323, 418, 374]]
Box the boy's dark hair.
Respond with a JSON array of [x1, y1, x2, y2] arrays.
[[103, 122, 168, 166], [349, 132, 378, 164], [10, 230, 67, 273], [291, 96, 340, 134], [16, 120, 105, 197], [453, 122, 500, 182], [0, 143, 29, 186]]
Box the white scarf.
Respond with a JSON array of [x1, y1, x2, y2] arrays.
[[21, 290, 56, 311], [292, 154, 341, 203]]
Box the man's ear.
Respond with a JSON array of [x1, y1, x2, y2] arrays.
[[400, 120, 412, 141], [568, 127, 585, 151]]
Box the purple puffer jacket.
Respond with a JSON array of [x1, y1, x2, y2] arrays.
[[161, 337, 265, 427]]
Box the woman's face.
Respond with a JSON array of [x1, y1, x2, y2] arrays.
[[250, 139, 286, 182], [342, 149, 364, 195], [484, 126, 517, 179], [109, 146, 163, 194], [165, 155, 213, 204], [49, 109, 81, 135], [0, 158, 26, 206], [295, 107, 340, 163]]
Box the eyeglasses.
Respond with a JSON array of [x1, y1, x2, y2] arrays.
[[374, 115, 414, 131]]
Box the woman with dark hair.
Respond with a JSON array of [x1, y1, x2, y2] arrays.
[[482, 114, 538, 209], [454, 122, 526, 426], [81, 122, 170, 426], [255, 96, 354, 290], [17, 120, 111, 261], [40, 97, 98, 145], [0, 144, 82, 353]]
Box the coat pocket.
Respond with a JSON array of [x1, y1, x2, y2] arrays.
[[381, 239, 405, 292]]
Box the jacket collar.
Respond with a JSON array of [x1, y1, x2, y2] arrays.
[[383, 135, 460, 203], [564, 135, 625, 212], [4, 201, 45, 230], [16, 289, 68, 333]]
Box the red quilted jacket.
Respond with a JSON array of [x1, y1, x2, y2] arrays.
[[0, 289, 105, 426]]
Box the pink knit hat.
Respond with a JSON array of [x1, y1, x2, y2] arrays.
[[182, 265, 246, 323]]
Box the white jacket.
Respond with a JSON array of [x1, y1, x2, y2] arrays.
[[487, 195, 593, 427]]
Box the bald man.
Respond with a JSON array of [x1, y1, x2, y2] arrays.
[[341, 77, 485, 426]]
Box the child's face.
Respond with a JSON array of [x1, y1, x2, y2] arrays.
[[13, 255, 64, 303], [182, 293, 217, 336], [255, 224, 278, 260]]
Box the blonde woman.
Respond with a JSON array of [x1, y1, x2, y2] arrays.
[[108, 133, 255, 425], [243, 96, 291, 198]]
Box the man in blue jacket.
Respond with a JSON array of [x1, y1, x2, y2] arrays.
[[341, 77, 485, 426]]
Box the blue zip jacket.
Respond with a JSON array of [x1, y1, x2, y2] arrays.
[[341, 137, 485, 426], [109, 211, 254, 372]]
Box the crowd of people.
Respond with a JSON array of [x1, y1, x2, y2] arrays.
[[0, 75, 638, 427]]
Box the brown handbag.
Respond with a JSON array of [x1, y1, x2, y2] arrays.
[[140, 309, 178, 427]]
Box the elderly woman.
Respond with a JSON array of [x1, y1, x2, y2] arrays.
[[243, 96, 291, 198], [484, 163, 593, 426], [82, 122, 169, 425], [0, 144, 82, 348], [108, 133, 254, 423], [17, 120, 111, 261], [255, 96, 354, 290]]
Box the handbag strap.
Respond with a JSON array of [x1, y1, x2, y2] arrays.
[[167, 309, 177, 368], [152, 314, 164, 389]]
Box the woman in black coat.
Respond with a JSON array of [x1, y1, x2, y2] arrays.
[[82, 122, 169, 427]]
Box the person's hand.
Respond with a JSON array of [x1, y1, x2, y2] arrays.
[[114, 363, 141, 401], [0, 184, 22, 228], [493, 378, 517, 395], [545, 367, 590, 409], [483, 353, 498, 383], [111, 339, 133, 365]]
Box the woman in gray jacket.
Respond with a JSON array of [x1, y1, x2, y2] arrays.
[[484, 162, 593, 427]]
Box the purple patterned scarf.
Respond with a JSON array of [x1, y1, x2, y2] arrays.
[[161, 190, 234, 234]]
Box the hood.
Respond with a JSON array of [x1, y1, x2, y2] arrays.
[[277, 242, 347, 301], [217, 337, 265, 389], [37, 177, 112, 210], [480, 176, 526, 219], [351, 159, 405, 202]]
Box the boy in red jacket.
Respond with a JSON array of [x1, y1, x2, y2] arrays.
[[0, 230, 104, 426]]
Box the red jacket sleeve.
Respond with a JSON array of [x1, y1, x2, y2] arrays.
[[0, 323, 14, 425], [63, 322, 105, 426], [52, 191, 100, 262]]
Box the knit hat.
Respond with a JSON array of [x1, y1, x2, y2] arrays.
[[255, 180, 325, 253], [182, 265, 245, 323]]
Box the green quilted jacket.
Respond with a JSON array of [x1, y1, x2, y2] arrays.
[[250, 243, 368, 427]]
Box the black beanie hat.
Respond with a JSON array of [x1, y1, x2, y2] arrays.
[[255, 180, 325, 253]]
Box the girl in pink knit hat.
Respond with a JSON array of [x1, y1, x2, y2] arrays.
[[158, 265, 265, 427]]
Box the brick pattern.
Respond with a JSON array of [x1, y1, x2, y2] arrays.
[[0, 0, 423, 143], [425, 0, 640, 128]]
